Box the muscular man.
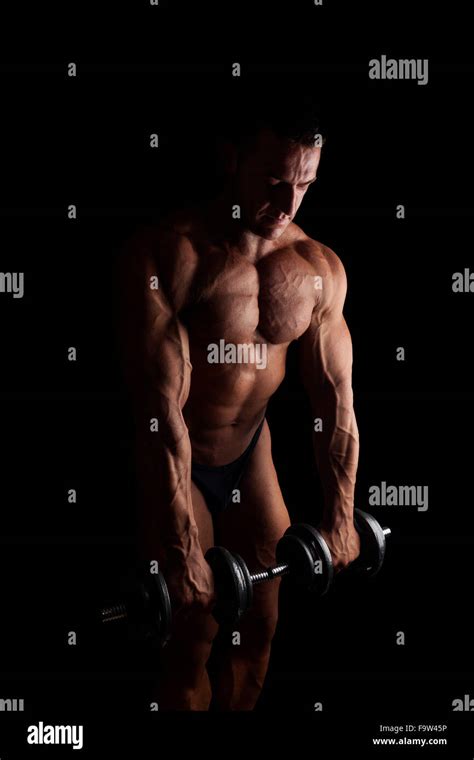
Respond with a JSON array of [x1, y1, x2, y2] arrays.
[[117, 91, 361, 711]]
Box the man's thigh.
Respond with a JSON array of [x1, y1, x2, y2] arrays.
[[213, 419, 291, 623]]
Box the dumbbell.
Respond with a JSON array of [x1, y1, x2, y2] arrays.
[[98, 509, 390, 638], [97, 527, 328, 641], [205, 508, 390, 625], [98, 566, 172, 647]]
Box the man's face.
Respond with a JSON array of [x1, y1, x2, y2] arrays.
[[234, 127, 321, 240]]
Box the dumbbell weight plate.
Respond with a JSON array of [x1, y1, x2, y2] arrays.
[[148, 572, 173, 644], [352, 508, 387, 577], [205, 546, 253, 625], [232, 552, 254, 614], [276, 524, 334, 595], [127, 570, 172, 645]]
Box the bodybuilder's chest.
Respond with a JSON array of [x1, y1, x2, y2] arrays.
[[189, 253, 319, 345]]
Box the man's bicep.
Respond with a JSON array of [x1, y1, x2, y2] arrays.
[[116, 239, 191, 405], [300, 244, 354, 393], [299, 311, 354, 401]]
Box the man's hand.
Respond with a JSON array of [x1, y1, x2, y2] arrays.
[[318, 519, 361, 574], [165, 544, 217, 619]]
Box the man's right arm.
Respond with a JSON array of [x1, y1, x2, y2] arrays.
[[116, 228, 214, 612]]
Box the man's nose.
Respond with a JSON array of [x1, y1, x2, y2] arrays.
[[276, 185, 298, 218]]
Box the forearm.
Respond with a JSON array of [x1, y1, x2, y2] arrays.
[[312, 382, 360, 527], [133, 396, 199, 568]]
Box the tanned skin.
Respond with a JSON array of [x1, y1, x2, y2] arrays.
[[117, 126, 361, 711]]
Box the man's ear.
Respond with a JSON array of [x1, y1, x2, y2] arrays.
[[216, 138, 238, 176]]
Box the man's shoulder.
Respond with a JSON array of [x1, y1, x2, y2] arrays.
[[118, 211, 201, 311], [289, 224, 347, 310], [119, 210, 201, 290], [290, 224, 345, 279], [124, 209, 199, 262]]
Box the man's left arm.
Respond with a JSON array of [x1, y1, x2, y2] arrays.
[[298, 246, 361, 572]]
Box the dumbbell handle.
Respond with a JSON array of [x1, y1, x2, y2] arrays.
[[101, 603, 127, 624], [249, 563, 291, 584]]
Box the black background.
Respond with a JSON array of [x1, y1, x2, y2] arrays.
[[0, 2, 473, 756]]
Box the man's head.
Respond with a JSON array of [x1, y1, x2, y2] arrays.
[[218, 83, 324, 239]]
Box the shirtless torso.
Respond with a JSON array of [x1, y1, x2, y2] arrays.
[[165, 209, 328, 464]]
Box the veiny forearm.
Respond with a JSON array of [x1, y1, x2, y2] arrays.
[[312, 382, 360, 526], [133, 394, 199, 569]]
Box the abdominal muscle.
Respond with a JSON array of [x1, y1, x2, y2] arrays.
[[183, 342, 288, 466]]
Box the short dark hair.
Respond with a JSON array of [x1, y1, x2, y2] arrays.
[[219, 78, 325, 150]]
